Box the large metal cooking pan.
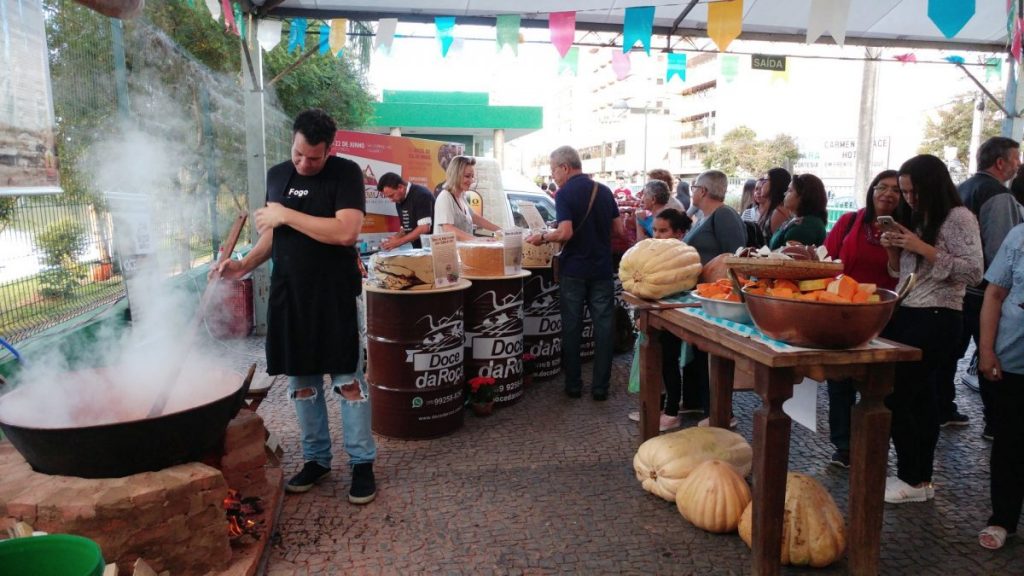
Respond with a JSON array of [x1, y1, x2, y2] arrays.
[[0, 368, 252, 479]]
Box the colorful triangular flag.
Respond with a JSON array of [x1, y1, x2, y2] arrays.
[[550, 11, 576, 58], [1014, 17, 1024, 62], [612, 51, 631, 80], [257, 19, 282, 52], [329, 19, 347, 57], [623, 6, 655, 55], [708, 0, 743, 51], [436, 16, 456, 57], [666, 53, 686, 82], [204, 0, 220, 21], [806, 0, 851, 46], [894, 53, 917, 63], [928, 0, 975, 39], [559, 47, 579, 76], [986, 57, 1003, 82], [720, 54, 739, 83], [288, 18, 307, 53], [376, 18, 397, 53], [944, 55, 966, 64], [497, 15, 521, 55], [221, 0, 237, 35]]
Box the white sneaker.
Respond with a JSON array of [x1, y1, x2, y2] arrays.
[[659, 414, 682, 432], [698, 416, 738, 429], [884, 476, 929, 504], [628, 410, 640, 422]]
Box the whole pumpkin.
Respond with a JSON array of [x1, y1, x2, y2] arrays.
[[633, 427, 752, 502], [699, 252, 731, 283], [676, 459, 751, 533], [737, 472, 847, 567], [619, 238, 702, 299]]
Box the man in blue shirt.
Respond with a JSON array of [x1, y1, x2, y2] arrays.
[[977, 223, 1024, 550], [526, 146, 624, 400]]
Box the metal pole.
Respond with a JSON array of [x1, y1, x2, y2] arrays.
[[110, 19, 129, 119]]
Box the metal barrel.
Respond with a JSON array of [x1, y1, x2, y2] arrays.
[[464, 275, 527, 407], [366, 284, 469, 439], [522, 267, 561, 380]]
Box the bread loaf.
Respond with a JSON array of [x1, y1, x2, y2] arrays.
[[458, 241, 510, 277], [369, 249, 436, 290]]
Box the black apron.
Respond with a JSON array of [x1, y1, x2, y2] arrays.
[[264, 157, 365, 376]]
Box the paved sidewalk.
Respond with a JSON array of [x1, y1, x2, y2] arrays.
[[215, 335, 1022, 575]]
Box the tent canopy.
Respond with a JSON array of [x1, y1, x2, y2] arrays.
[[252, 0, 1010, 51]]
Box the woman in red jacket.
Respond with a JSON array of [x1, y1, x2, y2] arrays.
[[822, 169, 911, 467]]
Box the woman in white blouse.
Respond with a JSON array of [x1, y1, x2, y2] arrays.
[[433, 156, 500, 241]]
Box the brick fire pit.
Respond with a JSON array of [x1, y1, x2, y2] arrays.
[[0, 410, 282, 574]]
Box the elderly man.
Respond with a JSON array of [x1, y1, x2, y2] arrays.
[[377, 173, 435, 250], [526, 146, 624, 400]]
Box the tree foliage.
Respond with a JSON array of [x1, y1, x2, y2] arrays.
[[264, 47, 373, 127], [918, 93, 1003, 167], [700, 126, 801, 177]]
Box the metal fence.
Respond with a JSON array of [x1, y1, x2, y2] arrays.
[[0, 1, 292, 344]]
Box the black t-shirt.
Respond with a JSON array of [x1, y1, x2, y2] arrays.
[[396, 183, 435, 248], [264, 156, 365, 376]]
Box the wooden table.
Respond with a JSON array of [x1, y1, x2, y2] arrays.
[[625, 293, 921, 575]]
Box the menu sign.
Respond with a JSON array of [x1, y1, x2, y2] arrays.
[[428, 233, 458, 287], [0, 0, 62, 195]]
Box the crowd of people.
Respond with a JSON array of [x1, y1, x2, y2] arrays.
[[226, 108, 1022, 554]]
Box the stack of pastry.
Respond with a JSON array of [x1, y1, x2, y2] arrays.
[[369, 249, 437, 290]]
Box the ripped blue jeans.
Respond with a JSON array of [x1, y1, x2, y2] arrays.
[[288, 346, 376, 469]]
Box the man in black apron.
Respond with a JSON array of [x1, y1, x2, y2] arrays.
[[218, 109, 377, 503]]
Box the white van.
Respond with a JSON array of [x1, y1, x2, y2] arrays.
[[467, 157, 556, 233]]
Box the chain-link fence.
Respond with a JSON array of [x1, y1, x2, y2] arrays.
[[0, 1, 292, 344]]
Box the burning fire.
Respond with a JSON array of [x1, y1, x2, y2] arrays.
[[223, 489, 264, 540]]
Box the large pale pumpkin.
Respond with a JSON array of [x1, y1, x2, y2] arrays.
[[619, 238, 702, 299], [676, 459, 751, 533], [738, 472, 847, 568], [633, 427, 752, 502]]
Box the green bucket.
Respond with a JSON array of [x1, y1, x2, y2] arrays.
[[0, 534, 104, 576]]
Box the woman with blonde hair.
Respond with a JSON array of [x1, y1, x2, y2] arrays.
[[433, 156, 500, 240]]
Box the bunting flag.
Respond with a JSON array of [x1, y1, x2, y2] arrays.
[[720, 54, 739, 82], [329, 19, 348, 57], [436, 16, 456, 57], [234, 4, 245, 37], [550, 11, 576, 58], [708, 0, 743, 51], [319, 23, 331, 55], [771, 68, 790, 83], [986, 57, 1003, 81], [928, 0, 975, 38], [806, 0, 851, 46], [666, 53, 686, 82], [623, 6, 655, 55], [559, 47, 579, 76], [257, 19, 283, 52], [894, 53, 917, 63], [376, 18, 398, 53], [944, 55, 966, 64], [1013, 17, 1023, 62], [496, 15, 521, 55], [288, 18, 308, 53], [204, 0, 219, 21], [220, 0, 236, 35], [611, 51, 631, 80]]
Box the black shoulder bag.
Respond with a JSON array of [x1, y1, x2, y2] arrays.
[[553, 182, 598, 282]]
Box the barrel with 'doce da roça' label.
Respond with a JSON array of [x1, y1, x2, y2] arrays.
[[463, 271, 530, 408], [523, 266, 561, 380], [365, 281, 470, 439]]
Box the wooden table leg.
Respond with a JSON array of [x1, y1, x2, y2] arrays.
[[751, 364, 794, 576], [848, 362, 894, 576], [638, 312, 662, 441], [708, 354, 734, 428]]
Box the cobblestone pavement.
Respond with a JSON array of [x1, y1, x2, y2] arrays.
[[213, 335, 1023, 575]]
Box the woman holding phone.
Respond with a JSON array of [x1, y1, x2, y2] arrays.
[[879, 154, 983, 504], [822, 170, 911, 467]]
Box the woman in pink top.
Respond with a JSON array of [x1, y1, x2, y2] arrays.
[[823, 170, 911, 468]]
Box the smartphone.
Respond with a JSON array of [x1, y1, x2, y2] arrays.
[[876, 215, 898, 231]]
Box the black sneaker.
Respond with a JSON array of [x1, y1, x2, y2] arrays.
[[349, 463, 376, 504], [829, 450, 850, 469], [286, 461, 330, 494], [940, 412, 970, 427], [983, 425, 995, 441], [592, 391, 608, 401]]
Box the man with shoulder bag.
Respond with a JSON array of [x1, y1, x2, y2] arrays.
[[526, 146, 624, 400]]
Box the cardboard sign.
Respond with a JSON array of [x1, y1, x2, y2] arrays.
[[501, 229, 523, 275], [427, 233, 459, 287], [516, 201, 547, 231]]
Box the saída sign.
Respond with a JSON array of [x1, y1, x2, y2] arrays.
[[752, 54, 787, 72]]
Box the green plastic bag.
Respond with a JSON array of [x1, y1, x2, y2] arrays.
[[628, 332, 645, 394]]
